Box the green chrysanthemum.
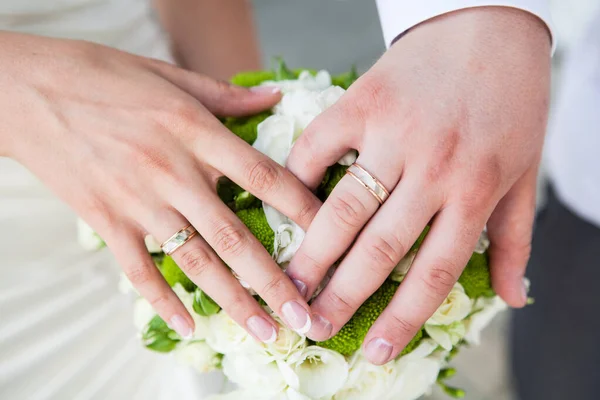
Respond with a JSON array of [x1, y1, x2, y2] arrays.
[[458, 252, 494, 298], [236, 208, 275, 254], [159, 255, 196, 292], [317, 280, 423, 356]]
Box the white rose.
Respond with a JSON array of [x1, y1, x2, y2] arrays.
[[334, 352, 397, 400], [133, 297, 157, 331], [427, 282, 472, 326], [254, 319, 307, 363], [286, 346, 349, 399], [389, 250, 417, 283], [172, 283, 210, 340], [77, 218, 105, 250], [174, 341, 220, 373], [206, 311, 251, 354], [260, 70, 332, 93], [389, 340, 445, 400], [464, 295, 507, 345], [253, 115, 296, 166], [222, 352, 287, 395], [424, 321, 466, 351]]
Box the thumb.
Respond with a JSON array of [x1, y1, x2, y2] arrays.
[[148, 59, 281, 117], [486, 165, 538, 308]]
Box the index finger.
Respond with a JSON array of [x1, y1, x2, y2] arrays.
[[204, 129, 321, 231], [362, 207, 486, 365]]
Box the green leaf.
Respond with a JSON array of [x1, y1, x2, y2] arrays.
[[142, 315, 180, 353], [193, 289, 221, 316], [224, 111, 271, 145], [159, 256, 196, 292], [410, 225, 430, 252], [230, 70, 276, 87], [273, 57, 295, 81], [437, 368, 457, 380], [332, 65, 358, 89]]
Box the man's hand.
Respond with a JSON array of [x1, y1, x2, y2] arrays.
[[285, 7, 551, 364]]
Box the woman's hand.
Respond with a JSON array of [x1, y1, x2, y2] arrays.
[[284, 7, 551, 363], [1, 33, 319, 342]]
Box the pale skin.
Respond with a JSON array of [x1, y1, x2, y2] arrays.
[[285, 7, 552, 364], [0, 31, 319, 343]]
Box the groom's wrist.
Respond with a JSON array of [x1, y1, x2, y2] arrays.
[[375, 0, 555, 52]]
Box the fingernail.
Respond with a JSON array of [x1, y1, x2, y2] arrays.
[[521, 277, 529, 304], [364, 338, 393, 365], [291, 279, 308, 299], [170, 315, 193, 339], [281, 301, 311, 334], [308, 314, 333, 341], [247, 315, 277, 344], [250, 85, 281, 94]]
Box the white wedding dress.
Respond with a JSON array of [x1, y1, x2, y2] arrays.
[[0, 1, 225, 398]]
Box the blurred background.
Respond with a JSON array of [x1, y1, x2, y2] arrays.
[[1, 0, 599, 399]]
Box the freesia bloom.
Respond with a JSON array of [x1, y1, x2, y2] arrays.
[[334, 352, 397, 400], [285, 346, 349, 399], [425, 321, 467, 351], [389, 340, 445, 400], [222, 352, 287, 396], [206, 311, 251, 354], [175, 341, 220, 373], [426, 282, 472, 326], [464, 296, 507, 345]]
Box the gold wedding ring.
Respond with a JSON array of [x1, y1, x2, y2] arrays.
[[346, 163, 390, 204], [161, 225, 198, 255]]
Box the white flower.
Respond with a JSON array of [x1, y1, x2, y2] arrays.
[[389, 250, 417, 282], [334, 352, 397, 400], [118, 273, 138, 295], [427, 282, 472, 326], [464, 295, 507, 345], [260, 70, 332, 93], [77, 218, 105, 250], [144, 234, 162, 253], [222, 352, 287, 395], [425, 321, 466, 351], [286, 346, 349, 399], [172, 283, 210, 340], [253, 115, 296, 166], [337, 150, 358, 166], [133, 297, 157, 331], [474, 230, 490, 254], [174, 341, 220, 373], [206, 311, 251, 354], [253, 318, 307, 363], [389, 339, 445, 400]]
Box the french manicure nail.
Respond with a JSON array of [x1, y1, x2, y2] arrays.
[[170, 314, 193, 339], [364, 338, 393, 365], [247, 315, 277, 344], [291, 279, 308, 299], [281, 301, 311, 334], [308, 314, 333, 341], [250, 85, 281, 94]]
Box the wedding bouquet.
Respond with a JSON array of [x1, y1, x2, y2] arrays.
[[80, 60, 508, 400]]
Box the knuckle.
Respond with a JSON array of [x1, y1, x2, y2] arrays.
[[294, 197, 319, 227], [386, 314, 419, 337], [147, 292, 170, 310], [363, 234, 406, 269], [421, 263, 459, 298], [246, 159, 281, 195], [212, 222, 249, 257], [125, 266, 153, 286], [330, 191, 367, 232], [178, 247, 214, 279], [353, 75, 393, 118], [326, 290, 356, 313], [260, 275, 288, 300]]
